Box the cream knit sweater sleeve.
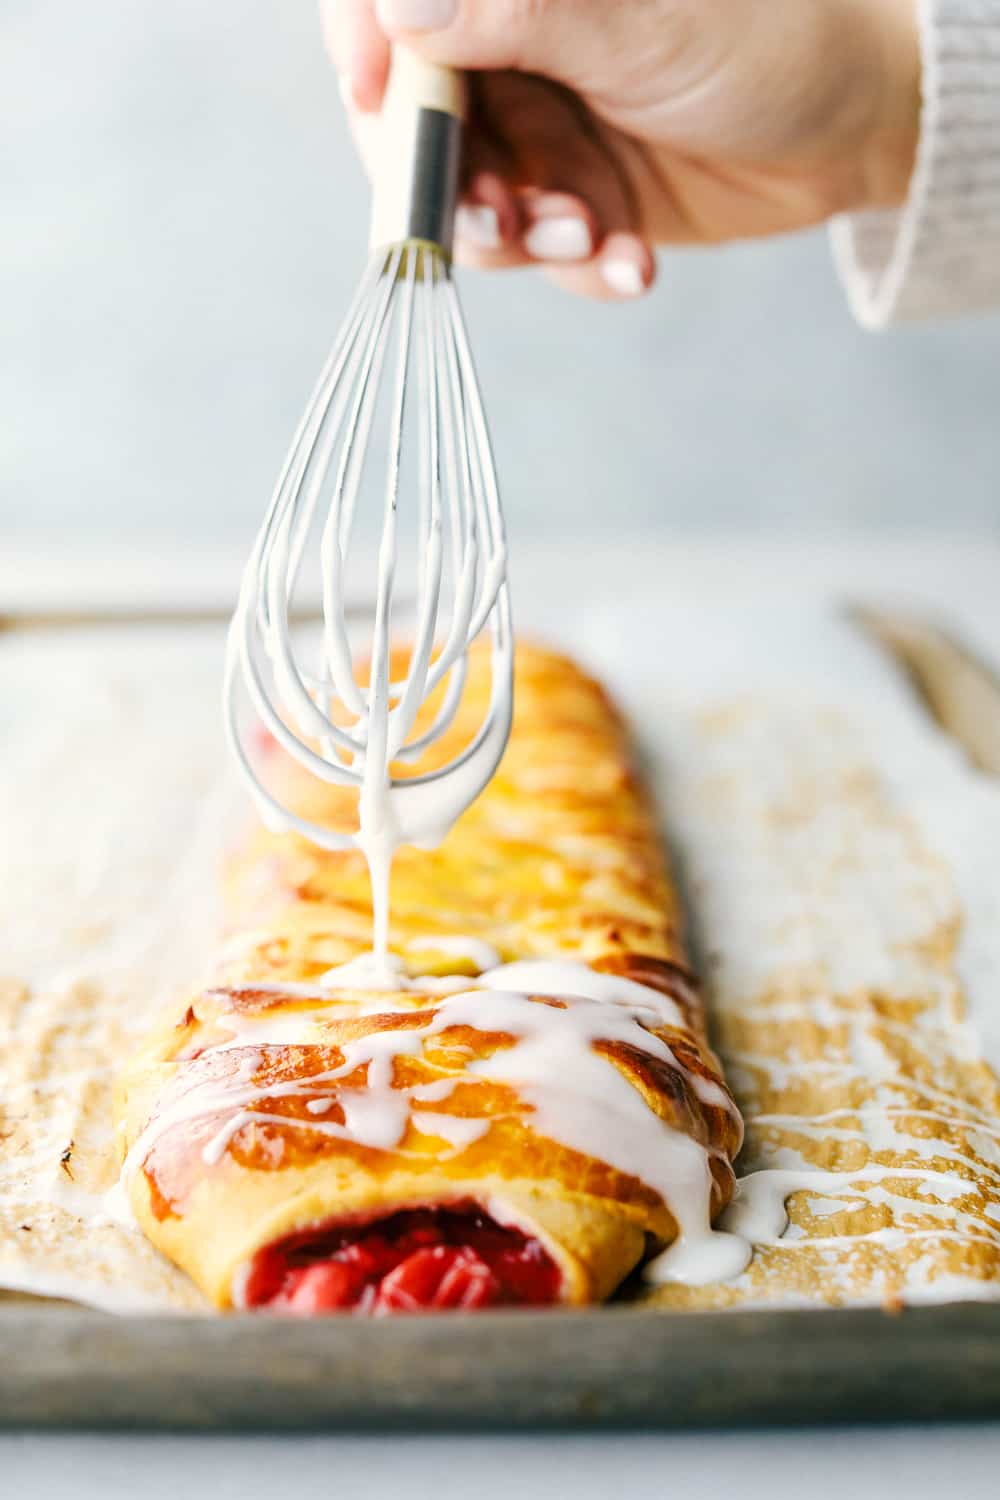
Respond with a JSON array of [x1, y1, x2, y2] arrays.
[[831, 0, 1000, 324]]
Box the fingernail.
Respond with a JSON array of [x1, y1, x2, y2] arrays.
[[523, 216, 593, 262], [602, 258, 645, 298], [376, 0, 458, 30], [455, 204, 501, 250]]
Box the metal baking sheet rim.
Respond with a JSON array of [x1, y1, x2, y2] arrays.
[[3, 1300, 1000, 1430]]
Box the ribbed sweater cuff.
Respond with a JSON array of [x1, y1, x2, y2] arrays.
[[832, 0, 1000, 325]]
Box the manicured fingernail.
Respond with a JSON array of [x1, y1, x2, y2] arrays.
[[602, 259, 645, 298], [523, 216, 593, 262], [376, 0, 458, 30], [455, 204, 501, 250]]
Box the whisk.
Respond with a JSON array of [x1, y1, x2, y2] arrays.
[[224, 50, 513, 974]]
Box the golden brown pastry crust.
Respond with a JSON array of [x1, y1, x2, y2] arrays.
[[115, 644, 741, 1308]]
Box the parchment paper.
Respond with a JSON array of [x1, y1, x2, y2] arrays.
[[4, 591, 1000, 1311]]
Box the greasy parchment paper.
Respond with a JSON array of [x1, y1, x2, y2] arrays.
[[0, 625, 235, 1311], [4, 596, 1000, 1313]]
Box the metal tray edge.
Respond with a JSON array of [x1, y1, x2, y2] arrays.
[[3, 1301, 1000, 1431]]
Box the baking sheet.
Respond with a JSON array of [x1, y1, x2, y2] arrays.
[[6, 1300, 1000, 1430], [6, 577, 1000, 1424]]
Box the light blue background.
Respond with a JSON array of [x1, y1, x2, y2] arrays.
[[5, 0, 999, 554]]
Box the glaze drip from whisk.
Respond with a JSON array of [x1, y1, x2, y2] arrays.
[[224, 243, 512, 979]]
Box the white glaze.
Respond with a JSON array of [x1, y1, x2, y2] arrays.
[[225, 418, 513, 985], [419, 986, 749, 1287], [721, 1164, 1000, 1248], [753, 1106, 1000, 1148], [477, 960, 685, 1030], [117, 968, 747, 1287], [318, 950, 414, 991], [478, 961, 739, 1122], [413, 935, 501, 970], [241, 673, 512, 981], [318, 937, 500, 993], [410, 1113, 491, 1149]]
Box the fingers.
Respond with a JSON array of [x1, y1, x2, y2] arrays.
[[541, 234, 657, 302], [459, 76, 656, 297], [453, 185, 655, 302], [320, 0, 390, 111], [319, 1, 657, 299], [454, 172, 522, 258], [453, 189, 593, 272], [371, 0, 594, 79], [446, 72, 650, 292], [322, 0, 591, 110], [521, 191, 598, 263]]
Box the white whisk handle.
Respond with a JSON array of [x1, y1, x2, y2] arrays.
[[369, 49, 466, 255], [389, 50, 465, 119]]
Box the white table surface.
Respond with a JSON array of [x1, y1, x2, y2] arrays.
[[5, 534, 1000, 623], [5, 535, 1000, 1489], [2, 1425, 999, 1500]]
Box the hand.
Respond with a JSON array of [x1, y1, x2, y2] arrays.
[[322, 0, 921, 300]]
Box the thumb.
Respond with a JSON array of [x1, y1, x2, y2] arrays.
[[372, 0, 611, 83]]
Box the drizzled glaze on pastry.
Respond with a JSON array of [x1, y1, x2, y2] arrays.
[[15, 611, 1000, 1313], [126, 639, 1000, 1307], [115, 645, 746, 1306], [119, 960, 748, 1288]]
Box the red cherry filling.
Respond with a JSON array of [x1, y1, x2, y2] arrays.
[[242, 1205, 561, 1315]]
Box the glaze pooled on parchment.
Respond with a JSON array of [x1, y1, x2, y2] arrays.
[[626, 615, 1000, 1308]]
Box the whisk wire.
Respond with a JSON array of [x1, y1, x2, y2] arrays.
[[319, 248, 403, 720], [225, 238, 512, 861]]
